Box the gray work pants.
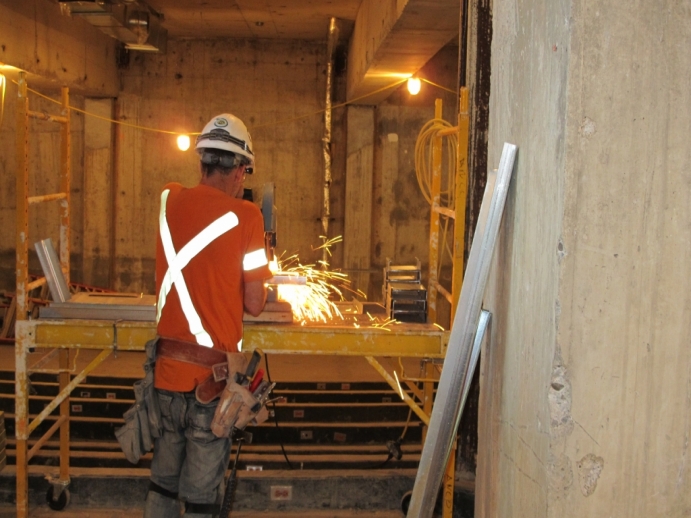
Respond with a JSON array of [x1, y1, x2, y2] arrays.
[[144, 389, 231, 518]]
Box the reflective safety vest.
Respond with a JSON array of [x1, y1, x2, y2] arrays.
[[156, 188, 268, 348]]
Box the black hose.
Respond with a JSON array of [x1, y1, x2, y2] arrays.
[[264, 354, 296, 469]]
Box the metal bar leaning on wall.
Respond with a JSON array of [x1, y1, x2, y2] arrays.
[[407, 143, 517, 518]]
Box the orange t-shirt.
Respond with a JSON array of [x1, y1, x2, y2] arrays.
[[154, 182, 272, 392]]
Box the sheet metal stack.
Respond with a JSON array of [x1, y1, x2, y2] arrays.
[[383, 259, 427, 323]]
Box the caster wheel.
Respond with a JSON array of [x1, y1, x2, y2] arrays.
[[46, 486, 70, 511], [401, 490, 412, 514]]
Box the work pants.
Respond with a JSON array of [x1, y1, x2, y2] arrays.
[[144, 389, 231, 518]]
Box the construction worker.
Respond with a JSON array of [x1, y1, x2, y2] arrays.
[[143, 113, 273, 518]]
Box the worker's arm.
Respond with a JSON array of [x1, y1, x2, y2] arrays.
[[244, 279, 267, 317]]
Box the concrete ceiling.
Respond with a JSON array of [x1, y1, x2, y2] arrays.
[[137, 0, 461, 103], [46, 0, 460, 102], [143, 0, 361, 40]]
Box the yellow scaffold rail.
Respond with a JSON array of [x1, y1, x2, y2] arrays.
[[14, 72, 72, 518]]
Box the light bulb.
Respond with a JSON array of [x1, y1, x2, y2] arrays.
[[407, 77, 421, 95], [177, 134, 190, 151]]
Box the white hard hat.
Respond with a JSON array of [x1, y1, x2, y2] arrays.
[[195, 113, 254, 167]]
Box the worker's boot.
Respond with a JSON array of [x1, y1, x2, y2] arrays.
[[143, 489, 180, 518]]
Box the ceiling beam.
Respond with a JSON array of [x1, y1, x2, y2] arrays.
[[346, 0, 460, 105]]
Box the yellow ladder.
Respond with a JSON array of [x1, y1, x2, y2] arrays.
[[14, 71, 72, 518], [427, 88, 470, 324]]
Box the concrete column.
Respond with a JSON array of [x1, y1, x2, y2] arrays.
[[83, 98, 114, 288], [478, 1, 691, 517], [344, 105, 375, 297]]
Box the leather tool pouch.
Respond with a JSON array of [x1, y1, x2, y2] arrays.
[[195, 352, 247, 404], [116, 338, 161, 464], [210, 381, 267, 438]]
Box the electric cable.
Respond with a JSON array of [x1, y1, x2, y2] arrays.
[[10, 75, 454, 138], [414, 116, 459, 276], [263, 353, 296, 470], [376, 403, 414, 469], [9, 76, 408, 137]]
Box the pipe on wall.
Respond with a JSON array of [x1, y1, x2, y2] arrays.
[[321, 17, 338, 265]]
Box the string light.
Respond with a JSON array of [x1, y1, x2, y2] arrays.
[[407, 77, 421, 95], [13, 76, 454, 136], [176, 134, 190, 151]]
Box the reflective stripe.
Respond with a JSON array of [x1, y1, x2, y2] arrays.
[[243, 248, 268, 271], [157, 189, 239, 347], [237, 338, 243, 352]]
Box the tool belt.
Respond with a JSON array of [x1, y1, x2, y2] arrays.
[[116, 338, 162, 464], [157, 337, 247, 404], [156, 337, 270, 438]]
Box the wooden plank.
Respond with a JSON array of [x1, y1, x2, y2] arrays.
[[5, 448, 422, 464], [6, 438, 422, 454], [343, 106, 375, 298], [2, 410, 420, 429]]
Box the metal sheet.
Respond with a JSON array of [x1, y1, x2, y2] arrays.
[[39, 292, 156, 321], [407, 142, 517, 518], [35, 238, 70, 303]]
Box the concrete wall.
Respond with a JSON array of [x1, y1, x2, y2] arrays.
[[0, 0, 119, 96], [113, 39, 340, 293], [478, 0, 691, 517], [0, 90, 87, 290], [0, 0, 117, 291], [0, 22, 459, 312]]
